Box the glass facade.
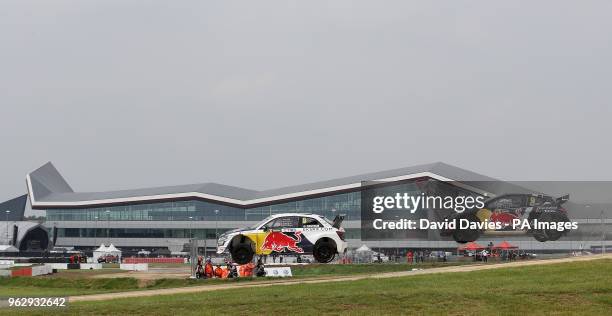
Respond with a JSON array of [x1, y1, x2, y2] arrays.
[[47, 191, 363, 222], [57, 228, 363, 240], [46, 179, 478, 241], [47, 201, 243, 222], [59, 228, 227, 239]]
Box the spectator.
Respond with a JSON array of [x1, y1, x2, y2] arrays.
[[214, 265, 223, 278], [481, 249, 488, 262]]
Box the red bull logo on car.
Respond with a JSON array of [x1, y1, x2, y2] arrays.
[[261, 231, 304, 253], [490, 211, 519, 225]]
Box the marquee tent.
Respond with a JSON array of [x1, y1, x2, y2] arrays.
[[356, 245, 372, 252], [93, 244, 122, 262], [458, 242, 486, 251], [492, 241, 518, 250]]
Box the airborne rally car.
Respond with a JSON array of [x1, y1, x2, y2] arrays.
[[217, 213, 347, 264], [441, 193, 571, 243]]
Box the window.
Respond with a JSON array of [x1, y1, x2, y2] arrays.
[[267, 216, 299, 229], [486, 195, 525, 209], [300, 217, 322, 228]]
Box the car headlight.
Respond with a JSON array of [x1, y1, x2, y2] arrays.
[[217, 236, 227, 246]]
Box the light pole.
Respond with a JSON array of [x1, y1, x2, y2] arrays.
[[94, 216, 98, 246], [106, 210, 111, 244], [602, 209, 606, 255], [214, 209, 220, 244], [188, 216, 193, 239], [5, 210, 10, 245]]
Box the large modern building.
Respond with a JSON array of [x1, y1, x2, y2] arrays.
[[0, 194, 49, 253], [6, 162, 609, 254]]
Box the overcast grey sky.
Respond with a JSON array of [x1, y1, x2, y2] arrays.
[[1, 1, 611, 201]]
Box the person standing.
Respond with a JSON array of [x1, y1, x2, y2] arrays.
[[407, 250, 414, 264]]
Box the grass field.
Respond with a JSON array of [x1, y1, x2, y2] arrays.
[[0, 262, 463, 297], [1, 259, 610, 315]]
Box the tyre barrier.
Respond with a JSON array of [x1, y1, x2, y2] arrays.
[[67, 263, 81, 269]]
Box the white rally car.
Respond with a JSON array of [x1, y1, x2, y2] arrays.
[[217, 213, 347, 264]]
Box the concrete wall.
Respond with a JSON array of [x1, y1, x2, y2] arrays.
[[120, 263, 148, 271]]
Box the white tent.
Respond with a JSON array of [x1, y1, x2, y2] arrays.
[[356, 244, 372, 252], [93, 244, 121, 262], [94, 244, 107, 252], [106, 244, 120, 253]]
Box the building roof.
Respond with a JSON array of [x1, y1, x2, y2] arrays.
[[0, 195, 28, 221], [26, 161, 531, 209]]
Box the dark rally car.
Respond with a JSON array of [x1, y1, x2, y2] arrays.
[[440, 193, 571, 243]]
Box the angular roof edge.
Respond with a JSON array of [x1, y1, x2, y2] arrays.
[[26, 162, 519, 209]]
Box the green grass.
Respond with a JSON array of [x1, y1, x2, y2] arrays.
[[0, 262, 462, 297], [290, 261, 468, 277], [0, 276, 140, 296], [46, 269, 126, 279], [0, 275, 220, 297], [147, 263, 190, 268], [1, 259, 610, 315]]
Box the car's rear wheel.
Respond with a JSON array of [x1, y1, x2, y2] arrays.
[[533, 231, 548, 242], [452, 214, 481, 243], [539, 212, 566, 241], [313, 240, 336, 263], [452, 229, 480, 243], [230, 237, 254, 265]]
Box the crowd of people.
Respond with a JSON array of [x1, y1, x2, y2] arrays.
[[194, 256, 266, 279], [405, 250, 431, 263], [372, 249, 448, 264]]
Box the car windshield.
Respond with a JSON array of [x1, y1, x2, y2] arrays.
[[248, 216, 275, 230]]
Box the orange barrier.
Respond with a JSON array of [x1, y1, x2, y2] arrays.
[[11, 267, 32, 277]]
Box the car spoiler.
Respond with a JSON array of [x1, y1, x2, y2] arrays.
[[556, 194, 570, 205], [332, 214, 345, 229]]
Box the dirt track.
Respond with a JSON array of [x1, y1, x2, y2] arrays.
[[69, 254, 612, 303]]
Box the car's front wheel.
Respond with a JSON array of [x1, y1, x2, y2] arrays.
[[230, 237, 254, 265], [538, 212, 567, 241], [313, 239, 336, 263]]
